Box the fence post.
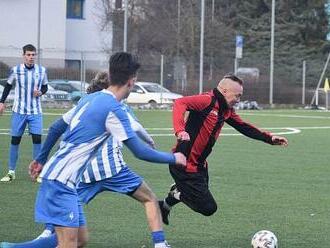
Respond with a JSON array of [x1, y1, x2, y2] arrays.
[[160, 54, 164, 104], [302, 60, 306, 105], [80, 51, 85, 92]]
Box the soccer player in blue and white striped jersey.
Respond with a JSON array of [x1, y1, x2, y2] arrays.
[[30, 53, 185, 248], [0, 44, 48, 182], [0, 71, 179, 248]]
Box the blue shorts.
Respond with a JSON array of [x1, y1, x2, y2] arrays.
[[35, 179, 86, 227], [77, 166, 143, 204], [11, 112, 43, 136]]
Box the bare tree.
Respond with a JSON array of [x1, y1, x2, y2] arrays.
[[94, 0, 329, 97]]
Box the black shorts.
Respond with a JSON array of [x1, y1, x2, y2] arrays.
[[169, 164, 218, 216]]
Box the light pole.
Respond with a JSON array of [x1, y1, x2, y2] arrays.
[[37, 0, 41, 64], [177, 0, 181, 56], [199, 0, 205, 94], [269, 0, 275, 106], [123, 0, 128, 52], [176, 0, 181, 92], [209, 0, 215, 81]]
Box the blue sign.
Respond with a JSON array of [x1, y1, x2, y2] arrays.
[[236, 35, 243, 48]]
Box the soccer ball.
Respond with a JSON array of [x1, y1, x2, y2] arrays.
[[251, 230, 278, 248]]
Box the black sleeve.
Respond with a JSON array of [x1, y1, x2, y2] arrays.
[[0, 83, 13, 103], [40, 84, 48, 95], [226, 111, 273, 144]]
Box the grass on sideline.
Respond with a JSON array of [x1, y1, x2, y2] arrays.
[[0, 109, 329, 248]]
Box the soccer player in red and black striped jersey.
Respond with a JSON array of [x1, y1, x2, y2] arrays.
[[159, 74, 288, 225]]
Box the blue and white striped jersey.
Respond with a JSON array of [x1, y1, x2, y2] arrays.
[[80, 135, 125, 183], [40, 90, 136, 188], [8, 64, 48, 114], [80, 103, 152, 183]]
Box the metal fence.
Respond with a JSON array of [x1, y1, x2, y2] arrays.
[[137, 51, 330, 107], [0, 46, 329, 107]]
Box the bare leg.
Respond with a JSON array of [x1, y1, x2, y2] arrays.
[[78, 226, 89, 248], [131, 181, 163, 231], [55, 226, 78, 248]]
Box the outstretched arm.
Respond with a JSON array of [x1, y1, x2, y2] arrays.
[[135, 123, 155, 148], [127, 113, 155, 148], [29, 118, 68, 181], [271, 135, 288, 146], [36, 118, 68, 164], [123, 136, 186, 166], [226, 111, 288, 146]]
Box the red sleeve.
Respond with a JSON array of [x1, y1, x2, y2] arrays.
[[172, 94, 212, 135], [225, 110, 273, 144]]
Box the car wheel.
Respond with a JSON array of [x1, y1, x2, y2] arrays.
[[148, 100, 157, 108]]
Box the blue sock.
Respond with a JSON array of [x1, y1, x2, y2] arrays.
[[45, 223, 55, 233], [0, 233, 57, 248], [152, 231, 165, 244], [33, 143, 41, 160], [8, 145, 19, 171]]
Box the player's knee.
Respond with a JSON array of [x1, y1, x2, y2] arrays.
[[144, 190, 157, 203], [78, 236, 89, 248], [11, 136, 22, 145], [198, 202, 217, 216], [58, 232, 78, 247], [138, 191, 158, 204], [77, 227, 89, 247], [133, 182, 157, 203], [31, 134, 42, 144]]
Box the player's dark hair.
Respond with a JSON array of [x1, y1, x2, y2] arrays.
[[108, 52, 140, 86], [22, 44, 36, 54], [87, 71, 110, 94], [223, 73, 243, 85]]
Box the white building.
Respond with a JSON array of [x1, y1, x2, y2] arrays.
[[0, 0, 113, 69]]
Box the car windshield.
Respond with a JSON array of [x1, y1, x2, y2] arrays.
[[69, 81, 89, 91], [142, 84, 169, 93]]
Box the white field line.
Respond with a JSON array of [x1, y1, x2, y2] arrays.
[[239, 112, 330, 119], [2, 112, 63, 116], [0, 111, 329, 136], [1, 111, 329, 119], [2, 126, 327, 136], [149, 127, 302, 136], [148, 126, 330, 136]]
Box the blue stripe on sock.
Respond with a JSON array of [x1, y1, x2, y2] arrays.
[[8, 145, 19, 171], [152, 230, 165, 244]]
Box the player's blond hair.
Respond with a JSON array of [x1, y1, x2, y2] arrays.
[[87, 71, 110, 94]]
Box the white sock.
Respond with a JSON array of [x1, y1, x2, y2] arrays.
[[173, 190, 181, 200], [154, 241, 170, 248]]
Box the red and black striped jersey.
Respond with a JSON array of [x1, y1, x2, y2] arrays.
[[172, 88, 273, 173]]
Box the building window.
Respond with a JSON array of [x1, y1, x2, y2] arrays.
[[115, 0, 122, 9], [65, 60, 81, 70], [67, 0, 84, 19]]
